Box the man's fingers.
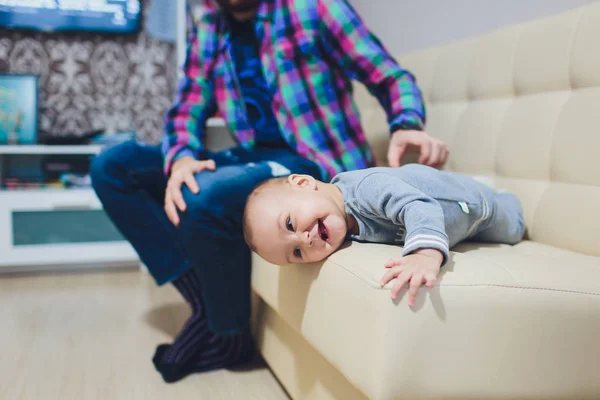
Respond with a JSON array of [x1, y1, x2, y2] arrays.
[[441, 147, 449, 166], [428, 142, 442, 167], [408, 273, 424, 306], [164, 194, 180, 226], [387, 144, 405, 168], [166, 173, 187, 213], [183, 173, 199, 195], [431, 142, 449, 169], [380, 266, 403, 287], [168, 181, 187, 212], [178, 159, 217, 195], [391, 131, 450, 168], [418, 140, 432, 165], [390, 271, 413, 299], [164, 158, 217, 225], [192, 159, 216, 173]]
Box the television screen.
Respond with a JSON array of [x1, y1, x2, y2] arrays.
[[0, 0, 141, 34]]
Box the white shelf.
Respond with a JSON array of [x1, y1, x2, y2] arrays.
[[0, 120, 224, 156], [0, 187, 94, 196], [207, 117, 226, 128], [0, 144, 103, 155]]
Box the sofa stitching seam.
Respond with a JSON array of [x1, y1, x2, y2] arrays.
[[439, 284, 599, 297], [325, 258, 376, 287], [326, 259, 599, 297]]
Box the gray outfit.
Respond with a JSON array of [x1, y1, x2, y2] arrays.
[[331, 164, 525, 265]]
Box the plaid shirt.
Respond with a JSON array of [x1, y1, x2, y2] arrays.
[[162, 0, 425, 179]]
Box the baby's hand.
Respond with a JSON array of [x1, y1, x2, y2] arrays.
[[380, 249, 443, 306]]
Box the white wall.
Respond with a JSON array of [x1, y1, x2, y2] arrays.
[[349, 0, 598, 55]]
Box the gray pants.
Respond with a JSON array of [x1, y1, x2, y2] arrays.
[[472, 192, 525, 245]]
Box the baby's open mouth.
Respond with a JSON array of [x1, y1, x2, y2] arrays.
[[318, 219, 330, 243]]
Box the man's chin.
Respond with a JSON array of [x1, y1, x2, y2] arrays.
[[216, 0, 260, 13]]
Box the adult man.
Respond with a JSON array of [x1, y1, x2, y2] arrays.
[[91, 0, 448, 383]]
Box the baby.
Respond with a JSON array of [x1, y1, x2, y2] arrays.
[[243, 164, 525, 306]]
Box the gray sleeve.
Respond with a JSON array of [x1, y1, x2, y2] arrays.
[[355, 173, 450, 265]]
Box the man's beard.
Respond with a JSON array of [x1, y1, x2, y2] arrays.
[[214, 0, 261, 13]]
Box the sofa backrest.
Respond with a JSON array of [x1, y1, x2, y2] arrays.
[[354, 3, 600, 257]]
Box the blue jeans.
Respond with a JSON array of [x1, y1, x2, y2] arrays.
[[90, 141, 322, 334]]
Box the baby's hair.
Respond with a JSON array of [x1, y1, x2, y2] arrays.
[[243, 176, 288, 252]]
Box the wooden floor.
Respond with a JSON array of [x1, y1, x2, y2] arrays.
[[0, 268, 289, 400]]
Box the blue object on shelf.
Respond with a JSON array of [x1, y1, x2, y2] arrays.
[[60, 173, 92, 188], [0, 74, 38, 145]]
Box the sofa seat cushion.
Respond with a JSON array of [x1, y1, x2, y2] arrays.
[[251, 241, 600, 399]]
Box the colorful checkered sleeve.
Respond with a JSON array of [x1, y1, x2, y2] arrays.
[[317, 0, 426, 132], [161, 31, 217, 175], [159, 0, 428, 180]]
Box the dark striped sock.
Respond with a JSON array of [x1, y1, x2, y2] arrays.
[[160, 270, 211, 365], [187, 328, 254, 372], [153, 328, 254, 383], [152, 270, 254, 383]]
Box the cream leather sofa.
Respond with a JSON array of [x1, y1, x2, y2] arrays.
[[250, 4, 600, 399]]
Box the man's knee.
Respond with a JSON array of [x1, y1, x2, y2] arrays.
[[90, 141, 135, 188], [91, 140, 161, 190], [179, 173, 250, 237], [181, 179, 231, 220], [90, 148, 117, 192]]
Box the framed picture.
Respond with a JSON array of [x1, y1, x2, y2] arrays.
[[0, 74, 39, 145]]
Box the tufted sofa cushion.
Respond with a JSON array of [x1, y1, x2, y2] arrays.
[[355, 4, 600, 257], [252, 4, 600, 399]]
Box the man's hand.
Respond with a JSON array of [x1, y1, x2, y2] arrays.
[[165, 156, 216, 226], [387, 130, 449, 169], [380, 249, 443, 306]]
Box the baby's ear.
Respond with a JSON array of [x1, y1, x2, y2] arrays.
[[288, 174, 317, 190]]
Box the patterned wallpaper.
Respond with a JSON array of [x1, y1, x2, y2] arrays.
[[0, 2, 177, 144]]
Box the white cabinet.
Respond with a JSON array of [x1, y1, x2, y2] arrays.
[[0, 189, 139, 270], [0, 145, 139, 271]]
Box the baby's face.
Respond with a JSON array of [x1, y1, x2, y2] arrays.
[[247, 176, 347, 265]]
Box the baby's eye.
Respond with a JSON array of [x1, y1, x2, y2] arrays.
[[293, 247, 302, 259], [286, 216, 294, 232]]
